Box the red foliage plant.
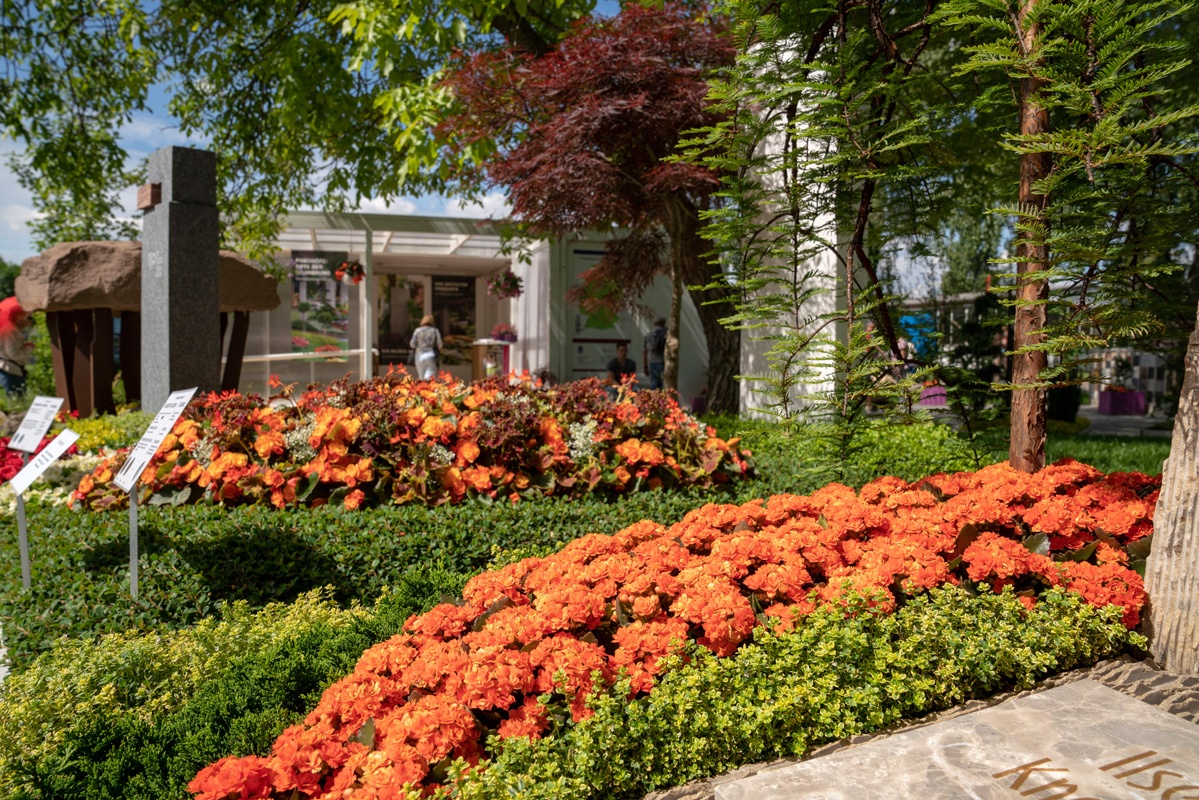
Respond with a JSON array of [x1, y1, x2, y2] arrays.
[[190, 460, 1155, 800], [439, 3, 741, 412]]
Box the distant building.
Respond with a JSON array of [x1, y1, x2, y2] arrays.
[[236, 211, 714, 406]]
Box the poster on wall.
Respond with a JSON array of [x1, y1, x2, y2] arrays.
[[290, 251, 350, 360], [432, 276, 476, 365], [377, 275, 426, 366]]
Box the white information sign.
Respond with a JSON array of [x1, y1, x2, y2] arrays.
[[113, 388, 197, 493], [9, 428, 79, 495], [9, 396, 65, 453]]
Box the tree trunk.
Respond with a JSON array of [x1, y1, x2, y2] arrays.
[[664, 260, 682, 393], [1009, 0, 1051, 474], [692, 290, 740, 415], [1145, 301, 1199, 674], [665, 197, 740, 416]]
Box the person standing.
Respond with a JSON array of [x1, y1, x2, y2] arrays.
[[606, 342, 637, 393], [643, 316, 666, 391], [0, 298, 33, 398], [409, 314, 443, 380]]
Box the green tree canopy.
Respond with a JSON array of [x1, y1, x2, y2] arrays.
[[1, 0, 596, 256]]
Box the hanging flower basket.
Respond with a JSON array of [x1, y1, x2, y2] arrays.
[[487, 269, 523, 300], [334, 259, 366, 284]]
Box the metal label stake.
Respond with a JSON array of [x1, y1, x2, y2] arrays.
[[7, 429, 79, 593], [129, 491, 139, 602], [16, 453, 28, 591], [113, 388, 196, 603]]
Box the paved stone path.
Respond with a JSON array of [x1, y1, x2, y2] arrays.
[[642, 656, 1199, 800], [1077, 405, 1171, 437]]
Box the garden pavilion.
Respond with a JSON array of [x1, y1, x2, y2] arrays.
[[241, 211, 713, 406]]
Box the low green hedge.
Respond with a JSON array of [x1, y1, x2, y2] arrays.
[[0, 490, 736, 669], [0, 568, 468, 800], [1047, 434, 1169, 475], [706, 416, 981, 495], [455, 587, 1140, 800]]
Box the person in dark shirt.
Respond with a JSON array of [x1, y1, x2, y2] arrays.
[[606, 342, 637, 389], [643, 316, 666, 390]]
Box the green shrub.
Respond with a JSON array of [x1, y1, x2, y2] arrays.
[[60, 411, 156, 453], [0, 492, 737, 669], [454, 588, 1140, 800], [0, 568, 468, 800]]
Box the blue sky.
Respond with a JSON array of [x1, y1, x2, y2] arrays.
[[0, 81, 509, 266]]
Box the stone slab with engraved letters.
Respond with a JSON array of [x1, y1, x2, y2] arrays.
[[716, 680, 1199, 800]]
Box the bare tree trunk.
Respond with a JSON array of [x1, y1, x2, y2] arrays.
[[1010, 0, 1051, 474], [665, 259, 682, 393], [692, 295, 740, 415], [668, 198, 740, 416], [1145, 302, 1199, 674]]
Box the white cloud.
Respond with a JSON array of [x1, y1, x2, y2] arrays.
[[445, 192, 510, 219], [0, 203, 39, 233], [119, 113, 202, 158], [356, 196, 418, 215]]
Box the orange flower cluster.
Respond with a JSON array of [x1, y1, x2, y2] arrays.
[[190, 460, 1156, 800], [70, 373, 752, 510]]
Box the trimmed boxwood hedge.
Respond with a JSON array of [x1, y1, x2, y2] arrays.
[[0, 569, 469, 800], [0, 491, 716, 669]]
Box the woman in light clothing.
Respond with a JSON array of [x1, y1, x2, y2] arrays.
[[409, 314, 443, 380], [0, 298, 33, 398]]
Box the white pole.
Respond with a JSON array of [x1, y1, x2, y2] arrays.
[[129, 491, 139, 602], [362, 221, 375, 380], [16, 452, 29, 590]]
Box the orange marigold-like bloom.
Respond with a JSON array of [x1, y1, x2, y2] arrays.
[[497, 698, 550, 740], [188, 755, 276, 800]]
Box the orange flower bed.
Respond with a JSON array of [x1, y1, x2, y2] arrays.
[[189, 460, 1156, 800], [70, 373, 752, 510]]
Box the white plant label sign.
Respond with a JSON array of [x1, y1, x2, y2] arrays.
[[9, 396, 65, 453], [113, 388, 198, 494], [9, 428, 79, 495]]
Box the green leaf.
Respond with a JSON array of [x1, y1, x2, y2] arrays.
[[352, 717, 376, 749], [1023, 533, 1050, 557]]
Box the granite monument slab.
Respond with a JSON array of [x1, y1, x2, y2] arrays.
[[716, 680, 1199, 799], [141, 146, 221, 412]]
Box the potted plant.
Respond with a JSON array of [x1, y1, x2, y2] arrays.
[[334, 259, 365, 284], [486, 269, 523, 300], [491, 323, 518, 342]]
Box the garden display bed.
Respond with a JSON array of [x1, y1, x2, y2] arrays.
[[186, 460, 1153, 800], [0, 399, 1170, 800], [71, 374, 752, 511]]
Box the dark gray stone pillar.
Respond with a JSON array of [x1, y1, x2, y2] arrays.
[[140, 146, 221, 411]]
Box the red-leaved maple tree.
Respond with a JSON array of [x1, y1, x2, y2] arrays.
[[440, 3, 740, 413]]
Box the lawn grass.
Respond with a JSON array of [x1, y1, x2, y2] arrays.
[[1048, 433, 1169, 475]]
